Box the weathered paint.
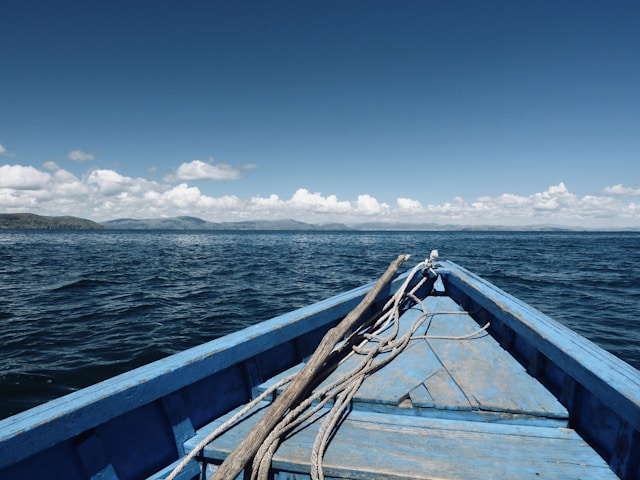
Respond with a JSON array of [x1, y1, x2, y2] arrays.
[[438, 260, 640, 479], [188, 402, 617, 479]]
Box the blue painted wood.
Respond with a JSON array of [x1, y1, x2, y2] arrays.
[[160, 392, 197, 456], [424, 296, 568, 421], [145, 458, 200, 480], [438, 260, 640, 479], [95, 401, 177, 479], [75, 432, 118, 480], [187, 401, 617, 479], [410, 367, 471, 411], [0, 439, 88, 480]]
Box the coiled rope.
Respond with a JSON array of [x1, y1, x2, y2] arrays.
[[167, 252, 489, 480]]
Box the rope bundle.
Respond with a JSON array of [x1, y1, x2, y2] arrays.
[[167, 254, 488, 480]]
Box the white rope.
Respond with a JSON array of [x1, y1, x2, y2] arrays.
[[412, 321, 491, 340], [167, 252, 491, 480]]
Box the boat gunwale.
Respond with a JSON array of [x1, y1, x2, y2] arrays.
[[438, 260, 640, 425], [438, 260, 640, 479]]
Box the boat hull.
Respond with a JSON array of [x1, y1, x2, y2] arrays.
[[0, 260, 638, 479]]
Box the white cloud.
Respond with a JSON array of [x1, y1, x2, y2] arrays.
[[1, 162, 639, 228], [0, 164, 51, 190], [67, 150, 94, 161], [162, 183, 202, 208], [397, 198, 423, 211], [250, 193, 282, 208], [170, 159, 249, 181], [603, 184, 640, 196], [424, 182, 640, 227], [355, 194, 389, 215], [42, 161, 60, 171], [289, 188, 351, 213], [87, 169, 136, 196], [247, 189, 353, 218]]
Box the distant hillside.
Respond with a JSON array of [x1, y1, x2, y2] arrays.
[[100, 217, 583, 232], [3, 213, 629, 232], [101, 216, 350, 231], [350, 222, 573, 232], [0, 213, 105, 230], [103, 216, 219, 230]]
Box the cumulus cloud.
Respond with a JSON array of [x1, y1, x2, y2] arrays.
[[169, 159, 252, 182], [247, 189, 353, 217], [603, 184, 640, 196], [67, 150, 94, 161], [1, 162, 639, 228], [289, 189, 351, 213], [250, 193, 283, 209], [420, 182, 640, 227], [0, 164, 51, 190], [86, 169, 155, 196], [42, 161, 60, 171], [397, 198, 423, 211], [355, 194, 389, 215]]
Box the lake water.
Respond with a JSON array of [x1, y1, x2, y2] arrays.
[[1, 230, 639, 419]]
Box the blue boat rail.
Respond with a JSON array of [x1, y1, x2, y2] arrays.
[[438, 261, 640, 479]]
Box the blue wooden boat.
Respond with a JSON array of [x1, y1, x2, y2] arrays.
[[1, 254, 639, 479]]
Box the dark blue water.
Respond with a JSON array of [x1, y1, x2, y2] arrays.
[[1, 230, 639, 419]]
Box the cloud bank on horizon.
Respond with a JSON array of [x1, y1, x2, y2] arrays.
[[0, 157, 638, 228]]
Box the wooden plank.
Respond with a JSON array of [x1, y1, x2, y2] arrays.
[[161, 393, 196, 455], [419, 367, 472, 410], [146, 458, 201, 480], [439, 260, 640, 424], [353, 341, 438, 405], [187, 402, 617, 480], [422, 296, 568, 421], [439, 261, 640, 479]]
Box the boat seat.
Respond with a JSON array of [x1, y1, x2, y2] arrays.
[[184, 401, 617, 479]]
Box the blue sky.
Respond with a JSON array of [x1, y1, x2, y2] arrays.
[[1, 1, 639, 227]]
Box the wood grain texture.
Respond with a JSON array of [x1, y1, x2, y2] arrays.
[[189, 402, 616, 479]]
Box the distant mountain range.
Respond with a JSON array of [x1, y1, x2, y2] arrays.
[[0, 213, 105, 230], [101, 216, 349, 231], [79, 216, 577, 231], [1, 213, 636, 231], [0, 214, 351, 231]]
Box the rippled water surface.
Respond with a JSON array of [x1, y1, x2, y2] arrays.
[[1, 230, 638, 419]]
